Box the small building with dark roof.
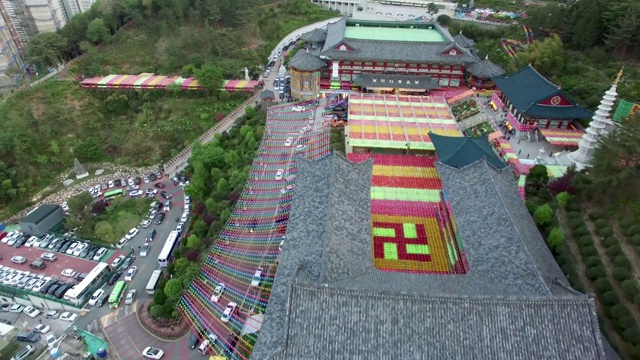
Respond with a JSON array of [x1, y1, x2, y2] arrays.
[[300, 28, 327, 44], [466, 55, 505, 89], [251, 152, 618, 360], [19, 204, 65, 237], [288, 49, 327, 99], [431, 133, 507, 169], [492, 65, 593, 132], [453, 30, 476, 49]]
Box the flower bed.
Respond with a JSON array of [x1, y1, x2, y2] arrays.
[[451, 99, 481, 121]]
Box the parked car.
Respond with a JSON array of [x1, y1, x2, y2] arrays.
[[141, 219, 152, 228], [122, 256, 135, 269], [9, 304, 24, 313], [251, 267, 264, 287], [93, 247, 107, 261], [45, 310, 59, 319], [154, 182, 165, 188], [111, 255, 125, 268], [11, 256, 27, 265], [60, 312, 78, 322], [211, 283, 225, 302], [155, 213, 166, 224], [33, 323, 50, 334], [11, 345, 35, 359], [23, 306, 40, 318], [140, 243, 150, 257], [124, 266, 137, 281], [116, 238, 129, 249], [125, 228, 139, 240], [89, 289, 105, 306], [41, 252, 57, 262], [142, 347, 164, 359]]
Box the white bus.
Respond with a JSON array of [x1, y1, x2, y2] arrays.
[[64, 262, 110, 304], [145, 270, 164, 295], [158, 231, 179, 267]]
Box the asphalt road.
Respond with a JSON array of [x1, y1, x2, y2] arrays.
[[75, 177, 186, 331]]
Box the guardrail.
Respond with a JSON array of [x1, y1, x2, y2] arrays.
[[163, 93, 261, 176]]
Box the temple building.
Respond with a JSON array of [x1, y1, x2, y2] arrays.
[[306, 18, 479, 93], [491, 65, 593, 135], [466, 55, 505, 89], [288, 50, 326, 99]]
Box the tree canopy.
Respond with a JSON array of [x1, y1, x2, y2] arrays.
[[26, 32, 67, 70]]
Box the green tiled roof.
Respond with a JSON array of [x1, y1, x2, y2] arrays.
[[431, 133, 507, 170], [613, 100, 640, 123]]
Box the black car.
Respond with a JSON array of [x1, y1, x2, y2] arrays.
[[86, 248, 98, 260], [149, 173, 157, 181], [54, 240, 67, 252], [96, 292, 108, 307], [122, 256, 135, 269], [160, 191, 172, 199], [187, 333, 199, 349], [155, 213, 165, 225], [46, 282, 62, 295], [0, 319, 10, 325], [107, 272, 121, 285], [60, 241, 71, 253], [154, 182, 165, 188], [79, 248, 90, 258], [114, 179, 122, 187], [134, 177, 141, 185], [14, 236, 27, 248]]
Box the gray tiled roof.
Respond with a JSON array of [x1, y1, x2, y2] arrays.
[[273, 284, 607, 360], [20, 204, 60, 224], [288, 50, 327, 71], [260, 89, 275, 100], [301, 28, 327, 43], [322, 18, 347, 51], [454, 30, 476, 48], [467, 56, 505, 78], [321, 40, 478, 64], [251, 155, 613, 360], [251, 152, 373, 360]]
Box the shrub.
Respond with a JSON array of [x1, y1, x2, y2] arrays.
[[630, 234, 640, 246], [621, 280, 640, 299], [534, 204, 554, 227], [627, 225, 640, 237], [592, 278, 613, 293], [574, 226, 589, 237], [577, 235, 593, 247], [624, 327, 640, 346], [600, 291, 620, 307], [634, 294, 640, 307], [612, 267, 631, 282], [570, 218, 585, 229], [584, 256, 603, 268], [594, 219, 609, 229], [611, 304, 632, 320], [586, 266, 606, 281], [613, 256, 631, 268], [607, 245, 623, 257], [437, 14, 452, 26], [620, 218, 636, 229], [604, 237, 620, 248], [555, 191, 570, 208], [525, 200, 537, 214], [589, 209, 606, 220], [617, 316, 637, 331], [546, 227, 565, 249], [567, 211, 582, 220], [581, 245, 598, 257], [598, 226, 614, 237]]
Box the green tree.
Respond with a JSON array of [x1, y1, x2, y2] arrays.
[[603, 1, 640, 59], [94, 221, 114, 241], [437, 14, 452, 26], [86, 18, 109, 44], [67, 192, 93, 214], [556, 192, 570, 208], [205, 198, 216, 213], [426, 3, 439, 16], [534, 204, 554, 227], [512, 35, 565, 77], [187, 234, 202, 248], [164, 278, 185, 299], [26, 32, 67, 69], [217, 178, 230, 193], [547, 227, 565, 249], [193, 63, 223, 90], [74, 137, 102, 161], [588, 112, 640, 202]]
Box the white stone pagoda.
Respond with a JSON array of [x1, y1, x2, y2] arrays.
[[568, 68, 623, 170]]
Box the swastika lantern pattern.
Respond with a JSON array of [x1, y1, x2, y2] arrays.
[[349, 154, 468, 274]]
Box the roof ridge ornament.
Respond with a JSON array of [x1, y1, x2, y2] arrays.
[[614, 66, 624, 86]]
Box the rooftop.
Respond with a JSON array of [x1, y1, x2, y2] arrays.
[[431, 133, 507, 170], [466, 55, 505, 79], [344, 26, 446, 42], [288, 50, 327, 71], [493, 65, 593, 119], [20, 204, 61, 225], [252, 153, 612, 360]]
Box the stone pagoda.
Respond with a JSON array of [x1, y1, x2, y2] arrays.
[[568, 68, 623, 170]]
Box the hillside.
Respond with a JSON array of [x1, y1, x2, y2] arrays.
[[0, 0, 336, 219]]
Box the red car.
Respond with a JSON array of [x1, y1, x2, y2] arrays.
[[154, 182, 165, 188]]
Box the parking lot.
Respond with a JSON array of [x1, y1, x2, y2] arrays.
[[0, 243, 103, 279]]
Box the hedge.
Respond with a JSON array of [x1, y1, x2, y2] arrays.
[[570, 218, 585, 229], [594, 218, 609, 229], [630, 234, 640, 246], [589, 209, 606, 220], [593, 277, 613, 293], [586, 266, 607, 281], [607, 245, 623, 257], [599, 226, 614, 237], [605, 237, 620, 248], [580, 245, 598, 257], [613, 256, 631, 268], [620, 280, 640, 300], [620, 218, 636, 229], [584, 256, 604, 268], [612, 267, 631, 282], [617, 316, 637, 331], [567, 202, 581, 212], [574, 226, 590, 237], [623, 327, 640, 346], [600, 291, 620, 307], [567, 211, 582, 219], [577, 235, 594, 247], [611, 304, 632, 320], [627, 225, 640, 237]]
